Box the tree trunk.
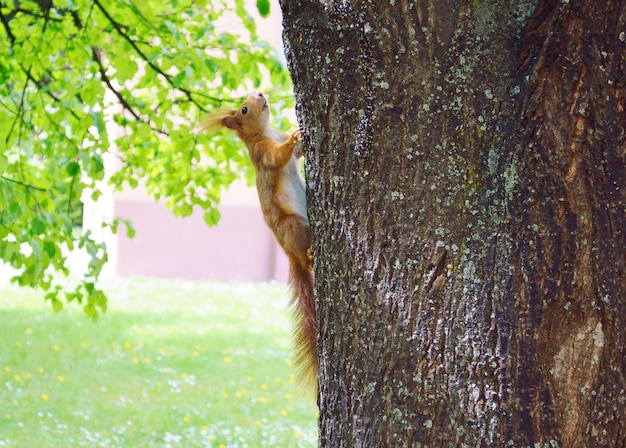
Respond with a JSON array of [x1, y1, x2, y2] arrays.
[[280, 0, 626, 446]]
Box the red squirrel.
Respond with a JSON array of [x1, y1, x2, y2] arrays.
[[203, 92, 317, 390]]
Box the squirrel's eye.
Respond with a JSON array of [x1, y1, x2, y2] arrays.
[[241, 106, 248, 115]]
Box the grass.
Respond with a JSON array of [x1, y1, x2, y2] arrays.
[[0, 277, 317, 447]]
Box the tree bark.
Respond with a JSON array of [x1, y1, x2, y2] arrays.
[[280, 0, 626, 446]]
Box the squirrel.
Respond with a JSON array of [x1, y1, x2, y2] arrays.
[[203, 92, 317, 391]]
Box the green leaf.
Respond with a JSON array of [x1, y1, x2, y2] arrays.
[[0, 147, 6, 167], [256, 0, 270, 18], [43, 241, 56, 258], [203, 208, 221, 226], [84, 303, 97, 319], [172, 70, 186, 88], [89, 289, 108, 313], [8, 202, 20, 216], [178, 203, 193, 217], [51, 298, 64, 313], [31, 239, 42, 259], [0, 240, 18, 260], [66, 161, 80, 177], [124, 220, 136, 239], [31, 217, 46, 235], [90, 109, 105, 134]]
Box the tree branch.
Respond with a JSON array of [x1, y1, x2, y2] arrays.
[[14, 6, 63, 22], [92, 0, 212, 112], [6, 65, 31, 145], [9, 56, 83, 123], [0, 2, 16, 44], [1, 176, 48, 192], [67, 169, 76, 217], [91, 47, 169, 136]]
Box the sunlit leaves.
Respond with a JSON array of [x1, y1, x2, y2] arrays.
[[0, 0, 293, 314]]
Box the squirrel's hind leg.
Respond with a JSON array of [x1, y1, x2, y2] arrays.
[[281, 215, 311, 273]]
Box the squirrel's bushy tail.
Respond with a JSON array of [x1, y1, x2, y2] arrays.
[[288, 259, 318, 392]]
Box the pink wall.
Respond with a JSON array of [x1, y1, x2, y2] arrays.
[[114, 199, 289, 283]]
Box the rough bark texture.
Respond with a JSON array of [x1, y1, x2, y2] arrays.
[[280, 0, 626, 446]]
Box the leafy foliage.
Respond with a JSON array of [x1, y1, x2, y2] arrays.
[[0, 0, 293, 316]]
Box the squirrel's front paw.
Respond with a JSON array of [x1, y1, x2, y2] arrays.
[[291, 129, 304, 158], [290, 128, 303, 143]]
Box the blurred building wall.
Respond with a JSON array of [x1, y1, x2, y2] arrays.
[[113, 182, 289, 282]]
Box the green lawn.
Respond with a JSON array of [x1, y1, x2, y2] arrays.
[[0, 277, 317, 447]]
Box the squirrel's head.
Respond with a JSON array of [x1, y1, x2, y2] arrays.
[[204, 92, 270, 138]]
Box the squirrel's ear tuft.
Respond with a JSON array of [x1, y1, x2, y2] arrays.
[[221, 116, 241, 130], [200, 110, 236, 133]]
